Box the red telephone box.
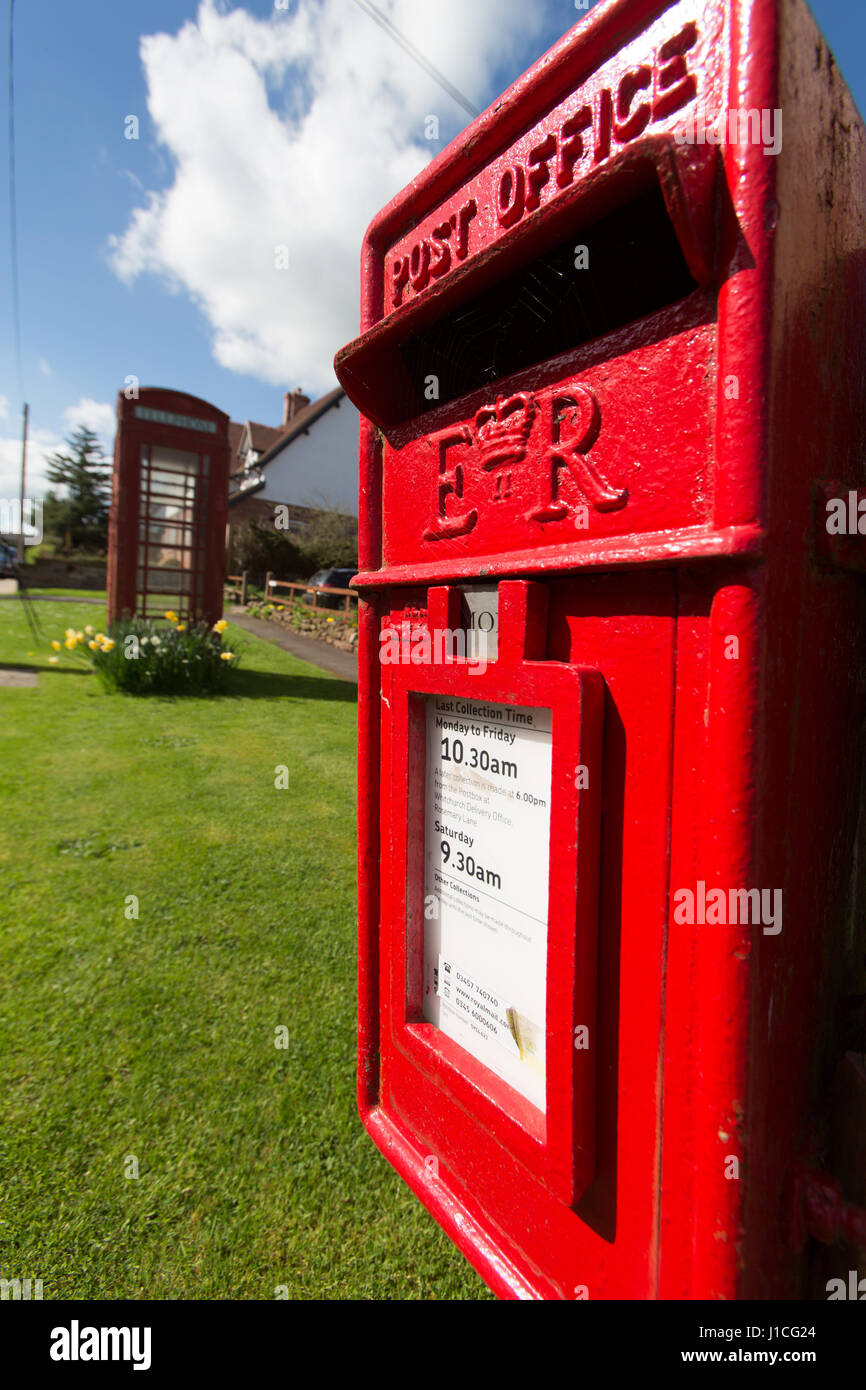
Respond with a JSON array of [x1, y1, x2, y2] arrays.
[[335, 0, 866, 1299], [107, 387, 229, 627]]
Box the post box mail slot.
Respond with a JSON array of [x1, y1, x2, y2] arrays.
[[336, 0, 866, 1299]]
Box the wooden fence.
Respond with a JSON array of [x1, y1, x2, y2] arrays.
[[224, 572, 248, 604], [264, 573, 357, 613]]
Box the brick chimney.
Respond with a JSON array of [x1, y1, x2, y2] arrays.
[[283, 389, 310, 426]]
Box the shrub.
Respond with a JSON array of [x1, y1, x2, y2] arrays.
[[228, 521, 306, 584], [246, 597, 357, 640], [228, 509, 358, 583], [294, 508, 358, 571], [46, 615, 240, 696]]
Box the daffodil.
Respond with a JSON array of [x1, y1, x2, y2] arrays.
[[213, 619, 228, 634], [84, 625, 94, 635], [220, 651, 234, 661], [164, 610, 178, 622], [51, 639, 61, 651], [100, 640, 116, 653], [64, 636, 78, 650], [75, 631, 84, 641], [176, 623, 186, 633], [88, 640, 99, 650], [49, 656, 58, 665], [95, 633, 105, 644]]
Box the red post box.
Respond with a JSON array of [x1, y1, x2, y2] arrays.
[[335, 0, 866, 1299], [107, 387, 229, 628]]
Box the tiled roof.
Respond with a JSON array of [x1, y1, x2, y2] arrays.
[[246, 421, 287, 454], [227, 421, 244, 461], [255, 388, 345, 467]]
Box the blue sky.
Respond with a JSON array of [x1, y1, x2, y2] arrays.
[[1, 0, 865, 496]]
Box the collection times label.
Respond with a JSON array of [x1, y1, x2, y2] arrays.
[[422, 697, 552, 1111]]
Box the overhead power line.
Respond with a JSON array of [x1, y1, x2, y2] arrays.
[[350, 0, 479, 119], [7, 0, 23, 401]]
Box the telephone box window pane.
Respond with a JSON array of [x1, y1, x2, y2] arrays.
[[422, 696, 553, 1112], [148, 445, 199, 474], [136, 443, 208, 618]]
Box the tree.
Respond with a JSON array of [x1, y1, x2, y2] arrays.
[[295, 508, 358, 570], [229, 508, 358, 583], [44, 426, 111, 551], [229, 519, 306, 582]]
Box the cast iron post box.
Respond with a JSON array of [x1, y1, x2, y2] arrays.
[[335, 0, 866, 1299], [107, 387, 229, 628]]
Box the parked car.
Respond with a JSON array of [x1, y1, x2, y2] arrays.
[[0, 541, 18, 578], [302, 567, 357, 609]]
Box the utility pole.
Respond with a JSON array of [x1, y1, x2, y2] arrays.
[[18, 402, 28, 567]]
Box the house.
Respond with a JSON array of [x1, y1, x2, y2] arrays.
[[228, 387, 358, 533], [230, 392, 308, 476]]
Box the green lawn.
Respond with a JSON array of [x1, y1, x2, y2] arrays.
[[2, 588, 107, 600], [0, 599, 489, 1300]]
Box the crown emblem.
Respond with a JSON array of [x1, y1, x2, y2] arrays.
[[474, 393, 536, 469]]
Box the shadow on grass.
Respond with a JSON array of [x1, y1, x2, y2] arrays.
[[0, 663, 356, 702], [0, 662, 91, 677], [227, 668, 357, 703]]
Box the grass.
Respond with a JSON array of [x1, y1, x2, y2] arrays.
[[0, 598, 489, 1300], [1, 587, 107, 600]]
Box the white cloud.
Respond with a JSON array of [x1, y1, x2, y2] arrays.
[[0, 399, 115, 510], [0, 427, 63, 501], [62, 398, 116, 446], [107, 0, 553, 393], [0, 399, 114, 505]]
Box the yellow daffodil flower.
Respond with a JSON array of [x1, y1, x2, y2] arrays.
[[88, 640, 99, 650], [100, 640, 116, 652], [51, 639, 61, 651], [220, 651, 234, 661], [95, 633, 105, 643], [64, 636, 78, 650], [49, 656, 58, 665], [64, 627, 76, 638], [85, 625, 94, 635], [176, 623, 186, 632], [213, 619, 228, 633]]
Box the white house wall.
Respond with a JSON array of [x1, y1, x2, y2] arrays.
[[262, 396, 359, 517]]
